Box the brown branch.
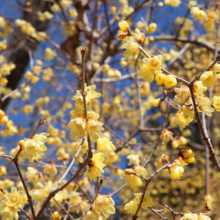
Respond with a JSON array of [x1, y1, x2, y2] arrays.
[[19, 208, 32, 220], [29, 118, 47, 139], [132, 155, 179, 219], [35, 155, 90, 219], [153, 35, 216, 51], [189, 86, 220, 171], [53, 137, 86, 191], [190, 55, 220, 85]]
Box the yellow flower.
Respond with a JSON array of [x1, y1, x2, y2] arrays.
[[170, 110, 193, 131], [122, 37, 139, 57], [146, 23, 157, 34], [124, 190, 153, 216], [51, 190, 68, 207], [164, 75, 177, 88], [43, 164, 57, 179], [26, 167, 41, 184], [140, 82, 150, 97], [200, 71, 217, 87], [71, 200, 90, 214], [174, 85, 191, 105], [69, 192, 82, 205], [137, 63, 155, 82], [87, 119, 104, 142], [210, 63, 220, 78], [73, 84, 101, 110], [83, 210, 106, 220], [155, 72, 166, 85], [191, 7, 206, 22], [44, 48, 57, 60], [132, 29, 144, 44], [85, 151, 106, 181], [134, 166, 148, 178], [0, 187, 26, 220], [68, 118, 87, 139], [169, 165, 184, 180], [31, 188, 48, 204], [53, 212, 61, 220], [124, 168, 143, 189], [160, 129, 173, 144], [0, 166, 6, 175], [146, 55, 163, 71], [212, 96, 220, 113], [179, 213, 198, 220], [197, 97, 214, 116], [193, 81, 207, 98], [92, 194, 115, 217], [179, 148, 195, 164], [21, 133, 49, 161], [198, 213, 211, 220], [181, 105, 194, 119], [68, 139, 88, 163], [118, 20, 129, 32], [127, 154, 140, 166], [124, 198, 140, 216], [97, 137, 115, 153], [105, 152, 119, 166]]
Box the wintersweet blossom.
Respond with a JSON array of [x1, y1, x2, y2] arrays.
[[212, 96, 220, 113], [179, 148, 195, 164], [26, 167, 41, 183], [44, 48, 57, 60], [0, 187, 26, 220], [85, 151, 106, 181], [124, 190, 153, 215], [169, 165, 184, 180], [200, 71, 218, 87], [97, 137, 115, 153], [160, 129, 173, 144], [69, 192, 82, 205], [132, 29, 145, 44], [118, 20, 129, 32], [73, 84, 101, 110], [52, 212, 61, 220], [193, 81, 207, 98], [179, 213, 198, 220], [124, 168, 143, 189], [197, 97, 214, 116], [170, 110, 193, 131], [127, 154, 140, 166], [68, 139, 88, 163], [164, 75, 177, 88], [191, 7, 206, 22], [68, 118, 104, 141], [122, 37, 139, 57], [92, 194, 115, 217], [21, 133, 49, 161], [174, 85, 191, 105], [83, 210, 106, 220], [43, 164, 57, 179]]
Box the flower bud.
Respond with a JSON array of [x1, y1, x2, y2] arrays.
[[117, 33, 127, 39], [124, 168, 135, 175], [0, 110, 5, 119], [172, 139, 179, 149], [151, 98, 162, 107], [53, 212, 61, 220], [179, 148, 194, 164], [169, 165, 184, 180], [164, 75, 177, 88], [118, 20, 129, 32], [179, 136, 187, 145]]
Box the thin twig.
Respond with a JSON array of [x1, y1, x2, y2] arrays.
[[53, 137, 86, 191]]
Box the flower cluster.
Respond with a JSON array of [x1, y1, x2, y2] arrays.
[[0, 187, 27, 220]]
